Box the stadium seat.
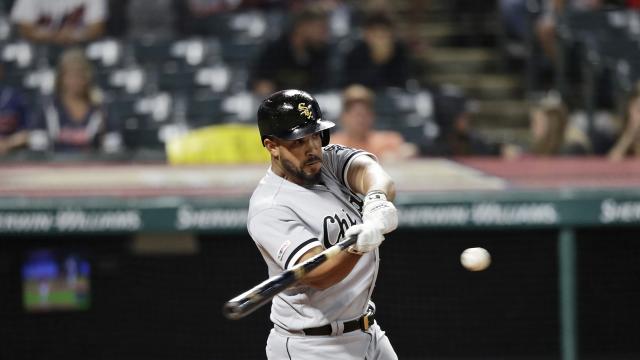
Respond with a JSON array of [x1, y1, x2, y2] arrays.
[[194, 64, 232, 93], [105, 96, 137, 121], [130, 38, 174, 65], [105, 67, 147, 95], [373, 90, 416, 129], [156, 67, 197, 93], [219, 40, 263, 67], [85, 38, 125, 69], [1, 40, 36, 70], [130, 37, 219, 70], [21, 67, 55, 96], [122, 126, 164, 150], [218, 91, 261, 122], [176, 90, 227, 128]]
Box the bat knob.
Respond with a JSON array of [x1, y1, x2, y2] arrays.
[[222, 300, 245, 320]]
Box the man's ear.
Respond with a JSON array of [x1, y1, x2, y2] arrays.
[[264, 138, 279, 158]]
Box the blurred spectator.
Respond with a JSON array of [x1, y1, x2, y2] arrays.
[[187, 0, 240, 16], [499, 0, 532, 43], [0, 64, 30, 155], [531, 94, 590, 156], [342, 10, 410, 89], [249, 4, 330, 96], [536, 0, 603, 62], [29, 48, 121, 153], [289, 0, 353, 39], [180, 0, 246, 37], [608, 82, 640, 160], [423, 92, 502, 157], [10, 0, 107, 45], [502, 93, 591, 158], [451, 0, 497, 47], [330, 84, 417, 161], [104, 0, 182, 39]]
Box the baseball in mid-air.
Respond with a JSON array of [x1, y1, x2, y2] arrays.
[[460, 247, 491, 271]]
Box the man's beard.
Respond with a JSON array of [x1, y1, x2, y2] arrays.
[[282, 157, 322, 186]]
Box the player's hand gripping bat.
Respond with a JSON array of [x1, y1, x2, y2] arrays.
[[223, 235, 357, 320]]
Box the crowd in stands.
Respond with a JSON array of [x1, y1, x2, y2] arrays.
[[1, 0, 640, 162], [498, 0, 640, 160]]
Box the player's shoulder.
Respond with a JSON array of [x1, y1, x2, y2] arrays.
[[323, 143, 357, 161], [323, 143, 375, 165], [248, 181, 292, 221], [247, 196, 296, 230], [323, 143, 353, 154]]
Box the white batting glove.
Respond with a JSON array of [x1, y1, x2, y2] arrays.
[[362, 190, 398, 234], [346, 223, 384, 254]]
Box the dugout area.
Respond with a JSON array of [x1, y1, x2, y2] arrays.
[[1, 228, 639, 359]]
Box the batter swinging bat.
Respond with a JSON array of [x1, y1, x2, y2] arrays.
[[223, 235, 358, 320]]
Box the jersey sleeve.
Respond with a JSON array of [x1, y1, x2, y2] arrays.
[[248, 207, 322, 270], [322, 144, 376, 190]]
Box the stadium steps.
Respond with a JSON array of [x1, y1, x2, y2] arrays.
[[398, 20, 502, 47], [471, 99, 530, 128], [476, 127, 530, 146], [396, 0, 530, 147], [419, 47, 502, 74], [425, 73, 524, 100]]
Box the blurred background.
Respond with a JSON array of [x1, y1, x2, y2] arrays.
[[1, 0, 640, 359]]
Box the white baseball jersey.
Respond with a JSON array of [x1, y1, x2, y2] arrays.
[[247, 144, 379, 332], [11, 0, 107, 30]]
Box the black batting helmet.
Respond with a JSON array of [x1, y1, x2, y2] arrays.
[[258, 89, 335, 146]]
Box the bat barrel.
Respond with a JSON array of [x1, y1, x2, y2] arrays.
[[223, 297, 268, 320], [222, 301, 245, 320], [222, 270, 298, 320]]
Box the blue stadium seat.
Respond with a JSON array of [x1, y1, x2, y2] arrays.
[[156, 67, 197, 93], [176, 90, 227, 128], [219, 40, 263, 67]]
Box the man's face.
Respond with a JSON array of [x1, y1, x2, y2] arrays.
[[271, 132, 323, 186], [364, 25, 393, 49], [300, 19, 329, 48]]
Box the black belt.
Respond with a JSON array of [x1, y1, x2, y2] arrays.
[[302, 310, 375, 336]]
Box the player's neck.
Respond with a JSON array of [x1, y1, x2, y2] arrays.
[[271, 161, 300, 186]]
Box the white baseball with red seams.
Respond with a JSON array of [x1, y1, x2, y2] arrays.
[[460, 247, 492, 271]]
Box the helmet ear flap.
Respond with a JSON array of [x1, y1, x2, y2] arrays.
[[320, 129, 330, 146]]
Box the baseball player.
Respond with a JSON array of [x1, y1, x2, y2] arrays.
[[247, 89, 398, 359]]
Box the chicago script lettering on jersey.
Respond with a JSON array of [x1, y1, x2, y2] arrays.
[[322, 210, 358, 248]]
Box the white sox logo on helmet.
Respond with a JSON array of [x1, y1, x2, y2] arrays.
[[298, 103, 313, 120]]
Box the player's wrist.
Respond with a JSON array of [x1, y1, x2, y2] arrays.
[[362, 190, 398, 235], [364, 190, 388, 204]]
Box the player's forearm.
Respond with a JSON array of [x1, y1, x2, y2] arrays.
[[78, 22, 105, 42], [17, 24, 53, 43], [609, 131, 635, 159], [58, 23, 105, 44], [0, 131, 28, 152], [296, 246, 361, 290], [348, 156, 396, 200], [361, 166, 396, 201]]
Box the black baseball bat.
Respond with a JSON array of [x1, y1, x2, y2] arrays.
[[223, 235, 357, 320]]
